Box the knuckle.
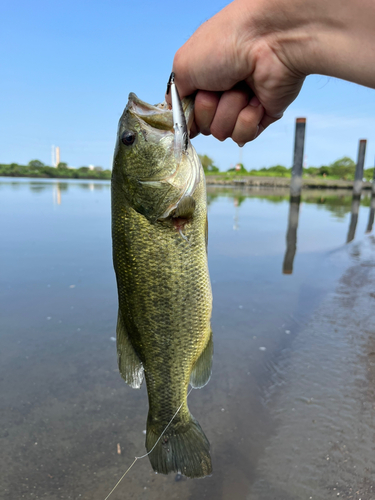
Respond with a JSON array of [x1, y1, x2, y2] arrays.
[[195, 91, 219, 112], [226, 89, 249, 107], [232, 125, 258, 144], [239, 111, 258, 130], [210, 124, 228, 142]]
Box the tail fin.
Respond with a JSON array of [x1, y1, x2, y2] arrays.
[[146, 415, 212, 478]]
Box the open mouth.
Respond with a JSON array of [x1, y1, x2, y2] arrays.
[[128, 93, 174, 131], [127, 93, 194, 133]]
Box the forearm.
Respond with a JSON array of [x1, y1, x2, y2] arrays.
[[309, 0, 375, 88], [241, 0, 375, 88]]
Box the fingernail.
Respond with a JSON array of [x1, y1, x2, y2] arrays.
[[249, 96, 261, 107]]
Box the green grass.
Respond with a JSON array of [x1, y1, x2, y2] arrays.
[[0, 163, 111, 180]]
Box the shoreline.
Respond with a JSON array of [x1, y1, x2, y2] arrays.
[[1, 174, 374, 190], [206, 175, 374, 190]]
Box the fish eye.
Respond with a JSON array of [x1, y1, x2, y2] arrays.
[[121, 131, 136, 146]]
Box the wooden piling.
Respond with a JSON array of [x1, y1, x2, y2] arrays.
[[290, 118, 306, 199], [367, 160, 375, 233], [353, 139, 367, 197]]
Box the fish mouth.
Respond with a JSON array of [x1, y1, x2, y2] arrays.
[[125, 93, 199, 221], [127, 93, 194, 133]]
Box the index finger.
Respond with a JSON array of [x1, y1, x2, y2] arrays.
[[166, 4, 247, 102]]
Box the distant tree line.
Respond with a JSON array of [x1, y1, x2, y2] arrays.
[[198, 154, 219, 173], [200, 154, 374, 181], [1, 156, 374, 182], [0, 160, 111, 180]]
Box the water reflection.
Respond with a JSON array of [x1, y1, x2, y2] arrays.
[[206, 187, 374, 274], [0, 178, 111, 191], [233, 196, 246, 230], [2, 179, 375, 499], [206, 186, 372, 220], [282, 197, 301, 274], [366, 194, 375, 233], [53, 184, 61, 205], [30, 184, 47, 193], [77, 182, 91, 190], [77, 181, 109, 191], [347, 195, 361, 243], [315, 193, 353, 219], [52, 183, 69, 205]]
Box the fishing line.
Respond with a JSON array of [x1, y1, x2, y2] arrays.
[[103, 387, 193, 500]]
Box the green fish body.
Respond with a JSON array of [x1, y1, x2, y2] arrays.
[[111, 93, 213, 478]]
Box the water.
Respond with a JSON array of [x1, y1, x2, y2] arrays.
[[1, 178, 375, 500]]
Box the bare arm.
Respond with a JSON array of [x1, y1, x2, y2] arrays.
[[168, 0, 375, 145]]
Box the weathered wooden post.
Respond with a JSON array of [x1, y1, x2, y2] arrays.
[[366, 161, 375, 233], [353, 139, 367, 197], [283, 198, 301, 274], [290, 118, 306, 200]]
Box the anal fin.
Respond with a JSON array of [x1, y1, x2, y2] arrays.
[[116, 310, 144, 389], [190, 331, 213, 389]]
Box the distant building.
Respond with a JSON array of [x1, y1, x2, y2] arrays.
[[51, 145, 60, 167], [88, 165, 103, 172]]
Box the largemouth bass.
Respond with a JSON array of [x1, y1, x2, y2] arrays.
[[111, 92, 213, 478]]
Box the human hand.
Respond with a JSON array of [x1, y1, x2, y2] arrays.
[[166, 0, 306, 145], [167, 0, 375, 146]]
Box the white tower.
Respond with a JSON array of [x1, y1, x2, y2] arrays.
[[55, 147, 60, 167]]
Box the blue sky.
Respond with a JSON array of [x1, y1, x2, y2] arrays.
[[1, 0, 374, 171]]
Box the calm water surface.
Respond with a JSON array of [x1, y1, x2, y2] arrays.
[[1, 178, 375, 500]]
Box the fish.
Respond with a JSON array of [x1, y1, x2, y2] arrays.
[[111, 89, 213, 478]]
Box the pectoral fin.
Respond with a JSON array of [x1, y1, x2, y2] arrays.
[[138, 180, 165, 189], [190, 331, 213, 389], [116, 311, 144, 389]]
